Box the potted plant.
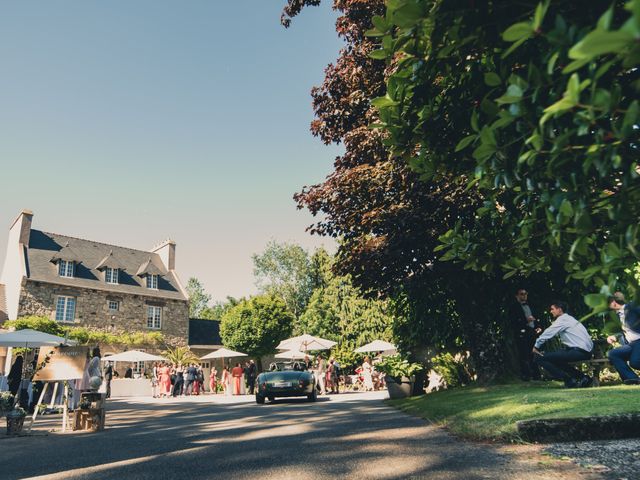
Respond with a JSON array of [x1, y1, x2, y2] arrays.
[[6, 406, 27, 435], [0, 392, 15, 418], [376, 355, 423, 399]]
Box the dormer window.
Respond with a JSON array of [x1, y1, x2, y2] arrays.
[[105, 267, 119, 284], [58, 260, 74, 278], [146, 274, 158, 290]]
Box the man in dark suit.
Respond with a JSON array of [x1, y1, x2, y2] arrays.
[[247, 360, 257, 394], [607, 292, 640, 385], [508, 288, 543, 380], [104, 362, 114, 399]]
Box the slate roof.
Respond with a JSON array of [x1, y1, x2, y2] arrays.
[[188, 319, 222, 346], [0, 284, 7, 323], [95, 250, 127, 271], [26, 230, 187, 301]]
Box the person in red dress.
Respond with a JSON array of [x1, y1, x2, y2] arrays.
[[231, 363, 244, 395]]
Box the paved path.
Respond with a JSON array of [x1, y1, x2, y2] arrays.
[[1, 392, 601, 480]]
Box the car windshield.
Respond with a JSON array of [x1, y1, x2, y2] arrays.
[[269, 362, 304, 372]]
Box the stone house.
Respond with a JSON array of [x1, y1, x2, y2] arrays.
[[0, 210, 189, 370]]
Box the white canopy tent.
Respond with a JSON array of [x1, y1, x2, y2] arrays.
[[274, 350, 314, 360], [200, 347, 247, 360], [355, 340, 397, 354], [101, 350, 166, 362], [276, 334, 336, 352]]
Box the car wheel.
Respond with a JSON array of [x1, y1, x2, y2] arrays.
[[256, 394, 265, 404], [307, 388, 317, 402]]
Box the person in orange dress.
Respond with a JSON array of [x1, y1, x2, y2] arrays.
[[221, 366, 231, 396], [209, 366, 218, 394], [158, 362, 172, 398], [231, 363, 244, 395]]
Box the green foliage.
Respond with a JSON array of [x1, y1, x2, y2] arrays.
[[5, 316, 164, 346], [0, 392, 15, 413], [430, 352, 474, 388], [370, 0, 640, 308], [297, 250, 393, 367], [253, 241, 316, 318], [220, 294, 294, 359], [5, 316, 64, 336], [186, 277, 212, 318], [162, 346, 200, 366], [375, 354, 423, 379]]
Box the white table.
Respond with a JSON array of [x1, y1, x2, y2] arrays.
[[110, 378, 152, 397]]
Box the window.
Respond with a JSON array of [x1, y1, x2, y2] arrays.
[[58, 260, 74, 278], [147, 306, 162, 329], [105, 267, 119, 284], [108, 300, 119, 311], [146, 274, 158, 290], [55, 296, 76, 322], [133, 360, 144, 376]]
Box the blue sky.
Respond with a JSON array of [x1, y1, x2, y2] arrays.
[[0, 1, 342, 301]]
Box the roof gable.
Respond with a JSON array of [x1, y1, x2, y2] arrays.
[[25, 230, 186, 301]]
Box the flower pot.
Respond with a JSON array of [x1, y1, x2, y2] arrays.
[[386, 375, 414, 399], [6, 411, 25, 435]]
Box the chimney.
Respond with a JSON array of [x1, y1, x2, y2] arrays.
[[151, 239, 176, 271], [9, 209, 33, 247]]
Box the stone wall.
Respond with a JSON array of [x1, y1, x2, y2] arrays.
[[18, 280, 188, 346]]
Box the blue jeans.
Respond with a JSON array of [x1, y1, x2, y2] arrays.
[[534, 347, 591, 382], [608, 340, 640, 381]]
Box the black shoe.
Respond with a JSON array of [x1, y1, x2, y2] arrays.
[[578, 375, 593, 388], [623, 378, 640, 385]]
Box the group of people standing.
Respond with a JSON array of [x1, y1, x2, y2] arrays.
[[152, 362, 206, 398], [510, 288, 640, 388], [213, 360, 257, 396]]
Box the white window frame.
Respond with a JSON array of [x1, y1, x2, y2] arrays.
[[147, 305, 162, 329], [58, 260, 74, 278], [132, 360, 144, 376], [55, 296, 76, 322], [146, 274, 158, 290], [108, 300, 119, 311], [105, 267, 119, 284]]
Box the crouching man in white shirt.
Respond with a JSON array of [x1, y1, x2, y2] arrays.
[[533, 300, 594, 388]]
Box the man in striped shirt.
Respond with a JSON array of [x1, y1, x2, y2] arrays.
[[533, 300, 594, 388]]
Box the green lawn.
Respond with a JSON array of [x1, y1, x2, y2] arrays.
[[388, 382, 640, 442]]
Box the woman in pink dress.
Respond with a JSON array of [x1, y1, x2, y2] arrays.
[[221, 366, 231, 396], [158, 362, 172, 397]]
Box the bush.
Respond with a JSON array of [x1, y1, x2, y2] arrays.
[[430, 352, 474, 388], [376, 355, 423, 380]]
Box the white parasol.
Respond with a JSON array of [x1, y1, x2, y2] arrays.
[[101, 350, 166, 362], [274, 350, 314, 360], [200, 347, 247, 360], [0, 329, 76, 347], [355, 340, 397, 354], [276, 334, 336, 352]]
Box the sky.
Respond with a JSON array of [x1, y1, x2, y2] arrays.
[[0, 1, 343, 302]]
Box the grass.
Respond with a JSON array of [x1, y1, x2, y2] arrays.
[[387, 381, 640, 442]]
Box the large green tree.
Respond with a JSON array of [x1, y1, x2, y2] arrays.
[[370, 0, 640, 307], [219, 295, 294, 368], [252, 240, 316, 318], [185, 277, 212, 318]]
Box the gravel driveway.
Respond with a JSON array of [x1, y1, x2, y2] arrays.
[[0, 391, 605, 479], [545, 439, 640, 480]]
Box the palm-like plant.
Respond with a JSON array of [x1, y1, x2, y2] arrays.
[[162, 346, 200, 366]]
